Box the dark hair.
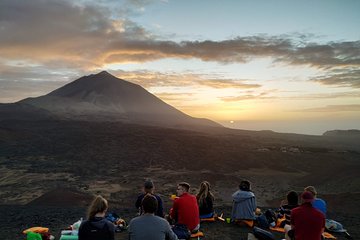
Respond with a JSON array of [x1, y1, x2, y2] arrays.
[[142, 194, 158, 214], [239, 180, 251, 191], [87, 195, 108, 219], [144, 179, 154, 193], [286, 190, 299, 206], [178, 182, 190, 192]]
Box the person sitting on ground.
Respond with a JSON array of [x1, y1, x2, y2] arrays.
[[279, 190, 299, 226], [288, 191, 325, 240], [135, 179, 164, 217], [170, 182, 200, 232], [231, 180, 257, 222], [128, 194, 178, 240], [196, 181, 215, 218], [78, 195, 115, 240], [304, 186, 326, 217]]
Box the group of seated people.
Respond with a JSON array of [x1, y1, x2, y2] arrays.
[[231, 180, 327, 240], [77, 179, 327, 240]]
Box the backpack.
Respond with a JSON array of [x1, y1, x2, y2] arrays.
[[26, 232, 42, 240], [80, 220, 111, 240], [105, 212, 120, 223], [325, 219, 347, 233]]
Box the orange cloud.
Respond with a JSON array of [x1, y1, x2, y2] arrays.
[[111, 69, 262, 89]]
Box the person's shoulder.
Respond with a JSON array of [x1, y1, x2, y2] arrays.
[[232, 190, 240, 196], [80, 219, 89, 225], [312, 207, 325, 216], [129, 215, 142, 225], [79, 219, 89, 229], [155, 194, 163, 201], [154, 216, 171, 226], [137, 193, 146, 199], [105, 219, 115, 231], [153, 215, 166, 221], [187, 193, 198, 202], [189, 193, 197, 198]]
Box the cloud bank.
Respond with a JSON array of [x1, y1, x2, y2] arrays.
[[1, 0, 359, 89]]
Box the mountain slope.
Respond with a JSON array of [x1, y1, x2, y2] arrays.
[[2, 71, 220, 128]]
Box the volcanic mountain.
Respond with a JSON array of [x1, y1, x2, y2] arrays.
[[0, 71, 220, 128]]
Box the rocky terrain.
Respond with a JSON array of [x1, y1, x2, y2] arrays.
[[0, 120, 359, 239]]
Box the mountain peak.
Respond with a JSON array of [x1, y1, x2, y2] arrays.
[[93, 70, 113, 77], [46, 70, 136, 98], [97, 70, 111, 75]]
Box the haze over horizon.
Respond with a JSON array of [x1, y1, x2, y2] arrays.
[[0, 0, 359, 135]]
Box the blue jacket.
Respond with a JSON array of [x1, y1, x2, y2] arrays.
[[313, 198, 326, 217], [231, 190, 257, 220]]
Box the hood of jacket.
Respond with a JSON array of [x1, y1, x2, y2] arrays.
[[89, 217, 108, 229], [232, 190, 255, 202]]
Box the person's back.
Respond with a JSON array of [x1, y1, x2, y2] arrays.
[[129, 215, 177, 240], [196, 181, 215, 218], [135, 179, 164, 217], [231, 180, 256, 220], [291, 192, 325, 240], [129, 194, 178, 240], [171, 182, 200, 231], [78, 195, 115, 240], [279, 190, 299, 226], [136, 193, 164, 217], [199, 195, 214, 216], [79, 217, 115, 240], [312, 197, 326, 216]]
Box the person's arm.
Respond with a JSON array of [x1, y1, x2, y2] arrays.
[[321, 215, 325, 233], [127, 220, 133, 240], [165, 221, 179, 240], [252, 196, 257, 212], [170, 199, 178, 220], [111, 224, 115, 240], [290, 209, 295, 231], [157, 196, 164, 217], [209, 196, 214, 209], [135, 194, 142, 209], [78, 223, 84, 240]]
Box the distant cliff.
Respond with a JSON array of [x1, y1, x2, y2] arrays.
[[323, 129, 360, 136]]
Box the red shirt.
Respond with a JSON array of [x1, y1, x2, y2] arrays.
[[291, 203, 325, 240], [170, 192, 200, 231]]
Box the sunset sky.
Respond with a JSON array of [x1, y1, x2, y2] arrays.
[[0, 0, 359, 134]]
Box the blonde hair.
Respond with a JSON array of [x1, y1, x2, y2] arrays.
[[304, 186, 317, 196], [87, 195, 108, 219], [196, 181, 214, 206]]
